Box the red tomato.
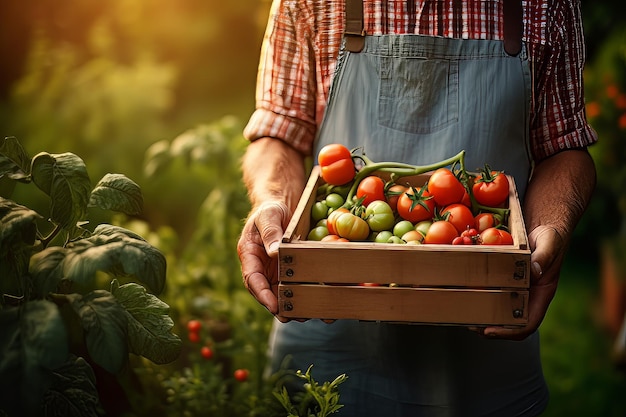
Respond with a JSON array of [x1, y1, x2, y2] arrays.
[[428, 168, 465, 206], [187, 319, 202, 333], [385, 184, 407, 213], [472, 168, 510, 207], [441, 203, 476, 234], [474, 212, 503, 233], [424, 220, 458, 244], [335, 212, 370, 241], [321, 234, 350, 242], [356, 176, 386, 206], [326, 207, 349, 235], [200, 346, 213, 360], [397, 187, 435, 223], [480, 227, 514, 245], [318, 144, 355, 185], [234, 369, 250, 382], [188, 332, 201, 343]]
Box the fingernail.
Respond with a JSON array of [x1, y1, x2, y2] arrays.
[[269, 241, 279, 253], [532, 261, 542, 277]]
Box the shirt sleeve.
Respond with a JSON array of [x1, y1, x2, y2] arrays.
[[528, 0, 598, 161], [243, 0, 319, 156]]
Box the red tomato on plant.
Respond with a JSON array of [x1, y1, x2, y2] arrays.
[[441, 203, 476, 234], [397, 187, 435, 223], [424, 220, 458, 244], [318, 144, 355, 185], [356, 176, 385, 206], [472, 166, 510, 207], [187, 319, 202, 333], [480, 227, 514, 245], [234, 369, 250, 382], [428, 168, 465, 206], [200, 346, 213, 360]]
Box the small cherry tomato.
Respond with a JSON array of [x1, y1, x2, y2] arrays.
[[200, 346, 214, 360], [234, 369, 250, 382], [187, 319, 202, 333], [188, 332, 201, 343]]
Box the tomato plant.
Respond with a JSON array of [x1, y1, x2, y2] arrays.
[[397, 186, 435, 223], [428, 167, 465, 206], [472, 165, 510, 207], [356, 175, 386, 206], [424, 220, 458, 244], [318, 144, 355, 185]]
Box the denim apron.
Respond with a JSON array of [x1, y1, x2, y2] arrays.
[[268, 5, 548, 417]]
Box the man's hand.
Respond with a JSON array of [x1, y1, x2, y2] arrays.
[[238, 201, 291, 318], [483, 225, 564, 340]]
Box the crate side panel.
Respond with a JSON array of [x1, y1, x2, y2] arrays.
[[278, 284, 528, 326], [279, 244, 529, 288]]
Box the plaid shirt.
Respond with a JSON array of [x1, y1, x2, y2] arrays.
[[244, 0, 597, 161]]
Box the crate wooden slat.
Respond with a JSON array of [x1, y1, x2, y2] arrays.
[[278, 284, 528, 326], [278, 165, 531, 326]]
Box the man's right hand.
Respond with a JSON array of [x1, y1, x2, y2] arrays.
[[237, 200, 292, 318]]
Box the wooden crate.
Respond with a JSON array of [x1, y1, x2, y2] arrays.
[[278, 166, 530, 326]]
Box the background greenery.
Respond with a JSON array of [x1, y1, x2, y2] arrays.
[[1, 0, 625, 415]]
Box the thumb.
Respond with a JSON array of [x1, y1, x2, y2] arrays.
[[254, 201, 292, 256], [527, 225, 564, 282]]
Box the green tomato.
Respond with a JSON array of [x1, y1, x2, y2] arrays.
[[387, 236, 406, 244], [335, 212, 370, 241], [365, 200, 395, 232], [311, 201, 329, 222], [415, 220, 432, 238], [325, 193, 345, 210], [374, 230, 394, 243], [316, 219, 328, 228], [393, 220, 415, 238], [307, 225, 329, 241]]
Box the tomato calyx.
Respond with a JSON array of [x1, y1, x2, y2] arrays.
[[404, 185, 433, 213]]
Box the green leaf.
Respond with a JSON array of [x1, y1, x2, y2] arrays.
[[44, 356, 104, 417], [89, 173, 143, 215], [111, 281, 181, 364], [29, 225, 167, 295], [66, 290, 128, 374], [31, 152, 91, 230], [0, 136, 31, 182], [29, 247, 68, 298], [0, 301, 69, 416]]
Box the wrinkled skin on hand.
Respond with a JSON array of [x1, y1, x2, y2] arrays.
[[237, 201, 291, 320]]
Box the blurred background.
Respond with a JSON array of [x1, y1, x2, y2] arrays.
[[0, 1, 625, 416]]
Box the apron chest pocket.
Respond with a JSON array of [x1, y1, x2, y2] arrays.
[[379, 57, 459, 134]]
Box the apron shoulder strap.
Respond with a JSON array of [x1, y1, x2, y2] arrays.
[[344, 0, 365, 52], [343, 0, 523, 56]]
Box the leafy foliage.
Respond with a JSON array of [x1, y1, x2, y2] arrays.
[[0, 137, 181, 416]]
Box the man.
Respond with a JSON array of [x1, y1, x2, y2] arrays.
[[238, 1, 597, 415]]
